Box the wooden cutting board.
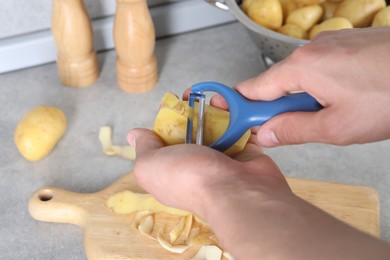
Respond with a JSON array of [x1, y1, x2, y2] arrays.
[[28, 172, 380, 259]]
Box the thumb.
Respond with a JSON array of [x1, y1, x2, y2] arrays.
[[235, 62, 304, 101], [258, 111, 326, 147], [127, 128, 164, 157]]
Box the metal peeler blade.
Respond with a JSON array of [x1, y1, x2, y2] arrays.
[[185, 92, 206, 145]]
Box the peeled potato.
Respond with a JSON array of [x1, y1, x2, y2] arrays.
[[286, 5, 323, 31], [245, 0, 283, 30], [14, 106, 66, 161], [371, 6, 390, 26], [152, 93, 250, 156], [333, 0, 386, 27], [309, 17, 353, 39]]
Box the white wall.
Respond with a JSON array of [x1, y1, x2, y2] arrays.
[[0, 0, 180, 39]]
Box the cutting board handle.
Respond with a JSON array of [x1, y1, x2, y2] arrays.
[[28, 186, 88, 227]]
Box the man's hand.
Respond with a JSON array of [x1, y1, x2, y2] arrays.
[[127, 128, 390, 259], [233, 27, 390, 147]]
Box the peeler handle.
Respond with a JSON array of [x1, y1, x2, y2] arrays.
[[191, 82, 322, 152], [244, 92, 322, 126]]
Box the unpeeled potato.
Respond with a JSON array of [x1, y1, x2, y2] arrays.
[[309, 17, 353, 39], [372, 6, 390, 26], [241, 0, 252, 13], [279, 0, 300, 22], [242, 0, 390, 41], [279, 23, 308, 39], [293, 0, 325, 5], [286, 5, 323, 31], [14, 106, 67, 161], [333, 0, 386, 27], [321, 1, 339, 20], [245, 0, 283, 30]]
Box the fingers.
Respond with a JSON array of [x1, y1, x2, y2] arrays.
[[127, 128, 168, 195], [235, 60, 305, 101], [127, 128, 164, 157], [185, 88, 230, 111], [210, 94, 229, 110], [182, 88, 191, 101], [257, 111, 328, 147], [232, 142, 263, 162]]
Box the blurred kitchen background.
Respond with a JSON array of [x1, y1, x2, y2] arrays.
[[0, 0, 236, 74]]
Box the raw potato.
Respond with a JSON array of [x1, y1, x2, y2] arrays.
[[245, 0, 283, 30], [309, 17, 353, 39], [279, 23, 308, 39], [372, 6, 390, 26], [241, 0, 252, 13], [279, 0, 300, 22], [152, 93, 250, 156], [242, 0, 390, 41], [100, 91, 251, 161], [321, 1, 339, 20], [333, 0, 386, 27], [294, 0, 325, 5], [286, 5, 323, 31], [14, 106, 66, 161]]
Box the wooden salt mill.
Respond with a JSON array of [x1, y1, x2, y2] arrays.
[[52, 0, 99, 87], [114, 0, 158, 93]]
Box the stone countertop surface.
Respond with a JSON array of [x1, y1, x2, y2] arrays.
[[0, 22, 389, 259]]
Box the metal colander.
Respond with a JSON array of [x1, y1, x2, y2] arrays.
[[206, 0, 309, 64]]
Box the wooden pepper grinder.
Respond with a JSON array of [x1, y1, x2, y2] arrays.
[[52, 0, 99, 87], [114, 0, 158, 93]]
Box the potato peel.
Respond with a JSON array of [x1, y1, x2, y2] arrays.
[[223, 251, 235, 260], [182, 215, 193, 241], [99, 126, 114, 154], [169, 216, 186, 244], [157, 233, 190, 254], [99, 126, 135, 160], [191, 245, 223, 260], [189, 232, 218, 246], [138, 215, 154, 237], [131, 210, 151, 229]]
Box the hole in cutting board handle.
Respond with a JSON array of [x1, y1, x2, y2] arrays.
[[38, 189, 54, 202]]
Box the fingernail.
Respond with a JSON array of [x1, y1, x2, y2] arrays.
[[259, 129, 280, 147], [127, 131, 136, 147]]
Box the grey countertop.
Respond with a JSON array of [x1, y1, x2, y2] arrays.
[[0, 22, 389, 259]]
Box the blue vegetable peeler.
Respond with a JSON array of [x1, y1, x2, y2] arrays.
[[185, 81, 322, 152]]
